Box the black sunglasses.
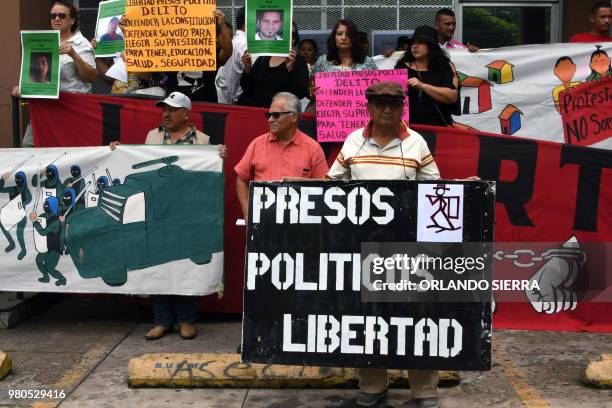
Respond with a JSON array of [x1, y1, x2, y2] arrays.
[[50, 12, 68, 20], [264, 111, 294, 119], [371, 98, 404, 109]]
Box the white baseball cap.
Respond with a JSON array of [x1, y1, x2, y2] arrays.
[[155, 91, 192, 111]]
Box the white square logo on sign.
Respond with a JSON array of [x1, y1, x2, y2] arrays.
[[417, 183, 464, 242]]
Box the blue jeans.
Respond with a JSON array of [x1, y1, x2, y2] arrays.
[[152, 295, 198, 328]]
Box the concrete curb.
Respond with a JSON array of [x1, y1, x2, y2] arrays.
[[0, 293, 61, 329], [584, 354, 612, 388], [0, 351, 12, 380], [128, 353, 460, 388]]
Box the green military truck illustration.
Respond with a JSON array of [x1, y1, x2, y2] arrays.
[[64, 156, 224, 286]]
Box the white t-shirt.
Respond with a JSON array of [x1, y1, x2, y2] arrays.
[[255, 32, 282, 41], [60, 31, 95, 93], [217, 30, 248, 104]]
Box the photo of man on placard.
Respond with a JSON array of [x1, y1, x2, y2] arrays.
[[255, 10, 284, 40], [29, 52, 52, 84], [99, 16, 123, 42]]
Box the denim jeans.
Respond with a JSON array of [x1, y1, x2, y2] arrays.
[[151, 295, 198, 328]]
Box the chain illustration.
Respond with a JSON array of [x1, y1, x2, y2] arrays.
[[493, 247, 586, 268]]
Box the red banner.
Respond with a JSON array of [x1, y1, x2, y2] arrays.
[[560, 76, 612, 146], [29, 93, 612, 332]]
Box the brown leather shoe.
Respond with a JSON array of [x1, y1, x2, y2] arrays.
[[144, 325, 172, 340], [179, 323, 197, 340]]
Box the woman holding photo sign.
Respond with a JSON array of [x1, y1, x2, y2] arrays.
[[13, 1, 96, 147], [13, 1, 96, 94], [38, 1, 96, 92], [238, 22, 309, 108]]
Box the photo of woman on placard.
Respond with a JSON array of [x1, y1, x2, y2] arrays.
[[255, 10, 284, 41], [29, 52, 52, 83]]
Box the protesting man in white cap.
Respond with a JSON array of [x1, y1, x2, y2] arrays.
[[143, 91, 221, 147]]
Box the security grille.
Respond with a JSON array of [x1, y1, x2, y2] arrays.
[[75, 0, 112, 94], [219, 0, 454, 32], [74, 0, 455, 94]]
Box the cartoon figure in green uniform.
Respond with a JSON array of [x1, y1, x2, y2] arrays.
[[32, 164, 63, 202], [60, 188, 82, 217], [59, 187, 81, 256], [0, 171, 32, 260], [29, 196, 67, 286], [62, 166, 86, 207], [96, 176, 109, 194]]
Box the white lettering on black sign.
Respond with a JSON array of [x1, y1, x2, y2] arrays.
[[242, 180, 494, 370], [282, 314, 463, 358], [251, 186, 395, 225]]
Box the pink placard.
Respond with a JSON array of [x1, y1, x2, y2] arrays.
[[314, 69, 408, 142]]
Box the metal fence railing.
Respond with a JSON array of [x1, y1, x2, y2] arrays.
[[11, 97, 20, 148]]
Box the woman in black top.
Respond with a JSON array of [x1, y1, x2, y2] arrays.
[[237, 22, 309, 107], [395, 25, 459, 127]]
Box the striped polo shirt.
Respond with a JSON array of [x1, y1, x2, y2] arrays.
[[326, 121, 440, 181]]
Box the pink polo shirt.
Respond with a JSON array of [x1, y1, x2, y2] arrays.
[[234, 129, 329, 181]]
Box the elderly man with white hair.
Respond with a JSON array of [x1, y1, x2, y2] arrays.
[[234, 92, 329, 220]]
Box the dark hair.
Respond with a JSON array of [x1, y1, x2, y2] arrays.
[[326, 19, 367, 65], [435, 8, 456, 20], [299, 38, 318, 53], [588, 45, 611, 76], [555, 56, 574, 67], [590, 45, 610, 61], [396, 35, 410, 50], [236, 7, 245, 29], [292, 21, 300, 48], [591, 1, 612, 15], [394, 38, 451, 72], [52, 1, 79, 33]]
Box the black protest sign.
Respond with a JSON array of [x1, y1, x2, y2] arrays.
[[242, 180, 495, 370]]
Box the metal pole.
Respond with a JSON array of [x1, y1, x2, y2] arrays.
[[321, 0, 327, 29], [11, 96, 21, 148]]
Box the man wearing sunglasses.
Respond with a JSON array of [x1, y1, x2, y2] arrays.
[[326, 81, 441, 408], [234, 92, 328, 221], [327, 81, 439, 182]]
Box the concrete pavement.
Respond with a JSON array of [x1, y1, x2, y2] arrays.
[[0, 296, 611, 407]]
